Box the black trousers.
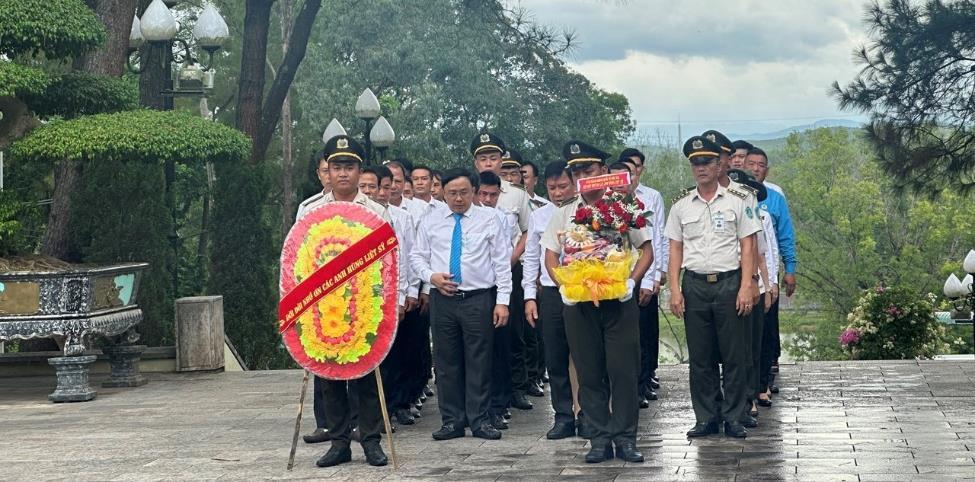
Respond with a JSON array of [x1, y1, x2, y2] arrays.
[[748, 293, 766, 399], [564, 298, 640, 446], [381, 310, 413, 410], [323, 374, 381, 445], [525, 319, 545, 382], [313, 376, 327, 429], [636, 281, 660, 394], [538, 286, 574, 423], [760, 299, 780, 391], [430, 289, 495, 429], [509, 263, 529, 393], [490, 321, 512, 415], [683, 272, 750, 424]]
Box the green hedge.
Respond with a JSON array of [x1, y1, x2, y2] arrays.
[[0, 61, 49, 97], [0, 0, 104, 59], [22, 72, 138, 119], [10, 109, 251, 166]]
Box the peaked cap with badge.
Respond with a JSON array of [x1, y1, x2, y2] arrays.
[[470, 132, 507, 156], [682, 136, 722, 164], [701, 129, 734, 154], [562, 140, 610, 167], [501, 149, 524, 168], [323, 134, 366, 164], [727, 169, 767, 202]]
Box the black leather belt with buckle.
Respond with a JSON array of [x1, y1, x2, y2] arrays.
[[684, 269, 740, 284], [453, 288, 492, 299]]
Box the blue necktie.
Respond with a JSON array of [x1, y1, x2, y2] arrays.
[[449, 213, 463, 284]]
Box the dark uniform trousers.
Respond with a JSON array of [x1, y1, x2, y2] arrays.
[[564, 298, 640, 446], [381, 310, 413, 411], [490, 314, 512, 416], [323, 374, 381, 445], [748, 293, 766, 399], [313, 376, 327, 429], [683, 271, 751, 424], [538, 286, 574, 423], [525, 319, 545, 383], [760, 299, 780, 391], [508, 263, 530, 395], [430, 289, 495, 429], [635, 281, 660, 395]]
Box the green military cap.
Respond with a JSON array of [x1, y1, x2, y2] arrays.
[[701, 129, 734, 154], [501, 149, 523, 168], [470, 132, 507, 156], [562, 140, 610, 168], [323, 134, 366, 164], [682, 135, 722, 165]]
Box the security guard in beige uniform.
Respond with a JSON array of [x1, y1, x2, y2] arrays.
[[542, 141, 654, 464], [666, 136, 761, 439]]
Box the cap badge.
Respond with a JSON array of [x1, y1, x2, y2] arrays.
[[705, 134, 716, 143], [503, 151, 511, 158], [480, 134, 490, 143], [570, 144, 581, 154], [337, 138, 348, 149], [692, 139, 703, 149]]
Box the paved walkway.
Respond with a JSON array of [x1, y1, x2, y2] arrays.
[[1, 360, 974, 481]]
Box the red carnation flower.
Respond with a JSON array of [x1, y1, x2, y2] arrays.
[[635, 216, 647, 228]]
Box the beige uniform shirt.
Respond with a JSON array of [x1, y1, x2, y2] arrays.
[[663, 184, 762, 274], [541, 196, 653, 260], [497, 179, 534, 233]]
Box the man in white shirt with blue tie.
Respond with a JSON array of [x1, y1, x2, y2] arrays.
[[411, 168, 512, 442]]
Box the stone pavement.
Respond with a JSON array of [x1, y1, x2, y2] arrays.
[[1, 360, 974, 481]]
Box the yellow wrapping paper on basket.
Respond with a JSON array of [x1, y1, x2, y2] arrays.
[[552, 251, 635, 306]]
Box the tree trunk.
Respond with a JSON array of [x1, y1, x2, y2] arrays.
[[235, 0, 274, 153], [280, 0, 295, 238], [77, 0, 139, 76], [41, 160, 83, 260]]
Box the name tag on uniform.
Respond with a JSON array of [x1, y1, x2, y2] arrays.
[[713, 212, 726, 233]]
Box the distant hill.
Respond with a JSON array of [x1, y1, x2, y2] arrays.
[[729, 119, 863, 141]]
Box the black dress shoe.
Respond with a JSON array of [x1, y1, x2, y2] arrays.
[[303, 427, 330, 444], [770, 384, 779, 394], [432, 424, 464, 440], [638, 397, 650, 409], [511, 393, 533, 410], [423, 385, 434, 397], [756, 397, 772, 408], [724, 421, 748, 438], [490, 413, 509, 430], [362, 441, 388, 466], [614, 440, 644, 463], [527, 383, 545, 397], [411, 406, 422, 418], [394, 408, 415, 425], [748, 402, 759, 418], [686, 422, 719, 437], [585, 443, 614, 463], [472, 423, 502, 440], [546, 420, 576, 439], [414, 400, 423, 411], [502, 409, 512, 420], [740, 415, 758, 428], [419, 393, 427, 402], [649, 375, 660, 390], [315, 444, 352, 467], [542, 373, 550, 383], [645, 388, 658, 401]]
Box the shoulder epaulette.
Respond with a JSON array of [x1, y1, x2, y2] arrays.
[[299, 192, 324, 207], [671, 186, 694, 204], [739, 184, 757, 196], [559, 195, 578, 207], [529, 198, 547, 208], [727, 187, 748, 200]]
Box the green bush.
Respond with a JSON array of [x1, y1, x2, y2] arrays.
[[840, 285, 957, 359], [0, 0, 105, 59], [0, 61, 49, 97], [22, 72, 138, 119]]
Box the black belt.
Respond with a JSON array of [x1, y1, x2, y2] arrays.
[[453, 288, 493, 299], [684, 269, 740, 283]]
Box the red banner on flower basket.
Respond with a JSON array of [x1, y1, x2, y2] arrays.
[[575, 171, 630, 193], [279, 202, 400, 380]]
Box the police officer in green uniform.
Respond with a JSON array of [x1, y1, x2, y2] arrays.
[[665, 136, 762, 439], [542, 141, 654, 463]]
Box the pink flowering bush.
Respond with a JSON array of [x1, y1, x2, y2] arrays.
[[841, 285, 949, 359]]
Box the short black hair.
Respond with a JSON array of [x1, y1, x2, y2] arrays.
[[609, 161, 632, 173], [732, 140, 755, 151], [432, 169, 442, 181], [478, 170, 502, 189], [618, 147, 645, 165], [441, 167, 478, 190], [521, 161, 539, 177], [747, 147, 768, 161], [385, 159, 410, 179], [393, 157, 414, 173], [374, 165, 393, 183], [361, 166, 380, 180], [411, 164, 433, 178], [543, 161, 568, 181]]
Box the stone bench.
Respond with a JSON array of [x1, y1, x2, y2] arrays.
[[0, 262, 149, 402]]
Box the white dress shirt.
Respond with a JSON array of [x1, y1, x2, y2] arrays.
[[635, 184, 668, 286], [521, 202, 557, 300], [388, 204, 420, 300], [411, 204, 513, 305], [761, 210, 780, 289], [406, 196, 446, 229]]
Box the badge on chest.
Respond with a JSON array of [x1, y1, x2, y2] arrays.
[[712, 212, 727, 233]]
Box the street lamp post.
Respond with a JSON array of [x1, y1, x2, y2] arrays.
[[354, 88, 382, 164], [942, 250, 975, 356], [370, 116, 396, 163]]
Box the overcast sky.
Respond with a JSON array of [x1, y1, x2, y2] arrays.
[[519, 0, 870, 142]]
